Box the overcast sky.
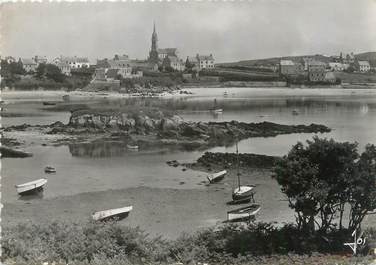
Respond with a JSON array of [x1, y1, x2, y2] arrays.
[[1, 0, 375, 63]]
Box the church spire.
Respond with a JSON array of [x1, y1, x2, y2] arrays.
[[149, 21, 159, 64]]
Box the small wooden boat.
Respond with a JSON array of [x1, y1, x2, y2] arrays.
[[210, 108, 223, 113], [126, 144, 139, 150], [227, 204, 261, 222], [232, 185, 255, 202], [207, 170, 227, 183], [292, 109, 299, 115], [223, 91, 228, 96], [92, 206, 133, 221], [15, 179, 48, 195], [44, 166, 56, 173]]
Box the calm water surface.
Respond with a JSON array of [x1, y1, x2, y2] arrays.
[[2, 88, 376, 202]]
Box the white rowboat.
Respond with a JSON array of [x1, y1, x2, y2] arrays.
[[92, 206, 133, 221], [127, 144, 139, 150], [44, 166, 56, 173], [207, 170, 227, 183], [227, 204, 261, 222], [15, 179, 47, 195]]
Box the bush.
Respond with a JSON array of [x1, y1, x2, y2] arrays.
[[4, 220, 374, 264]]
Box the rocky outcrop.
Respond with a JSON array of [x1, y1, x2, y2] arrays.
[[196, 152, 281, 169], [47, 110, 331, 146], [0, 147, 32, 158]]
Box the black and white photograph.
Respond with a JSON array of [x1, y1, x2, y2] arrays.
[[1, 0, 376, 264]]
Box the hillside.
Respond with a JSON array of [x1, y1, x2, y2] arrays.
[[219, 51, 376, 67], [355, 52, 376, 66]]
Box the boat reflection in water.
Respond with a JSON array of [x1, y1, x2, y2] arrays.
[[69, 141, 129, 158]]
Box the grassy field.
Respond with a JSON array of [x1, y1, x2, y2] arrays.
[[334, 72, 376, 83]]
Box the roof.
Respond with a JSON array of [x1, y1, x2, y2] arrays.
[[20, 58, 37, 65], [57, 62, 71, 68], [358, 61, 370, 66], [308, 60, 326, 66], [96, 59, 111, 68], [61, 56, 89, 63], [158, 48, 177, 56], [114, 54, 129, 60], [167, 56, 181, 64], [187, 56, 199, 63], [197, 54, 214, 61], [280, 60, 294, 66], [108, 59, 131, 68], [325, 72, 336, 80]]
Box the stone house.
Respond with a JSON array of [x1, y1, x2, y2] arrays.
[[279, 60, 304, 76], [355, 61, 371, 72], [157, 48, 178, 61], [162, 55, 185, 71], [328, 62, 348, 72], [19, 58, 38, 72], [197, 54, 215, 70], [56, 56, 90, 69], [33, 56, 48, 65], [56, 62, 72, 76], [308, 61, 326, 82]]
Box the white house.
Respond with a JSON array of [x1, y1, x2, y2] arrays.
[[328, 62, 347, 71], [197, 54, 215, 70], [55, 56, 90, 69], [357, 61, 371, 72]]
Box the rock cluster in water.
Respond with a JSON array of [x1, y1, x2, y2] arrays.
[[196, 152, 281, 169]]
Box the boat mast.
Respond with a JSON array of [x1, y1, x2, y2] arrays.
[[236, 140, 241, 189]]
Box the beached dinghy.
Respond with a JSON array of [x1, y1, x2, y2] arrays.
[[227, 204, 261, 222], [92, 206, 133, 221], [15, 178, 47, 195], [44, 166, 56, 173], [207, 170, 227, 183]]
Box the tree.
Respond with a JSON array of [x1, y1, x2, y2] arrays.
[[35, 63, 65, 83], [35, 63, 46, 79], [273, 137, 376, 234]]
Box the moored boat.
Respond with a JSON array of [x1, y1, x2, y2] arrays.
[[232, 141, 256, 203], [42, 101, 57, 106], [210, 108, 223, 113], [207, 170, 227, 183], [92, 206, 133, 221], [127, 144, 139, 150], [227, 204, 261, 222], [232, 185, 256, 202], [44, 166, 56, 173], [15, 179, 48, 195]]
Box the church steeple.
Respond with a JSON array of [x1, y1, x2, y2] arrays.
[[149, 21, 159, 64]]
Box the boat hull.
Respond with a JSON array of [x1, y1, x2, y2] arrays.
[[227, 204, 261, 223], [16, 179, 48, 195], [232, 185, 255, 201], [93, 206, 133, 222], [207, 170, 227, 183]]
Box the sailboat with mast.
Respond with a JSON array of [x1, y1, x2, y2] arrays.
[[210, 98, 223, 113], [232, 141, 256, 203]]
